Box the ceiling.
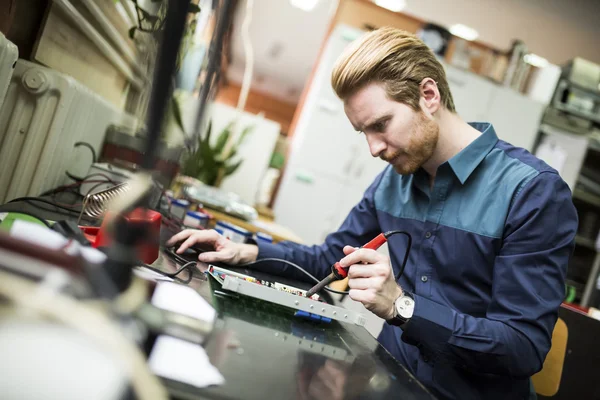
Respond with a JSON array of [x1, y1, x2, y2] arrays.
[[225, 0, 600, 106], [226, 0, 338, 104]]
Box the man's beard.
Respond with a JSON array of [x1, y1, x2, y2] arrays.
[[382, 112, 439, 175]]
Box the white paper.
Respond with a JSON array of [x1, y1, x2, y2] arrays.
[[10, 220, 107, 264], [148, 335, 225, 388], [133, 267, 174, 282], [151, 281, 216, 323]]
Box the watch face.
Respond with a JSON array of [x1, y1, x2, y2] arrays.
[[395, 295, 415, 319]]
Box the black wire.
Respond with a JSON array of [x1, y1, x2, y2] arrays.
[[7, 197, 81, 214], [238, 258, 351, 295], [383, 230, 412, 282], [0, 209, 51, 227], [65, 171, 118, 184], [141, 261, 196, 284], [74, 142, 97, 163], [239, 231, 412, 296]]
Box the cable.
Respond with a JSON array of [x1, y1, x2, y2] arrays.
[[238, 258, 351, 295], [141, 261, 196, 284], [240, 231, 412, 296], [382, 230, 412, 282], [7, 197, 82, 214], [0, 209, 51, 227], [66, 171, 118, 184], [73, 142, 97, 163]]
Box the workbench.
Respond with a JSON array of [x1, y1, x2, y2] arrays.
[[1, 194, 434, 399], [150, 251, 436, 400]]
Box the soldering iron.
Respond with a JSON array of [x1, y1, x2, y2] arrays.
[[305, 230, 412, 298]]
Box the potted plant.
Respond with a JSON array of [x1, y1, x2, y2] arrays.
[[179, 118, 254, 187]]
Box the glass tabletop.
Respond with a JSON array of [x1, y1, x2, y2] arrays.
[[152, 250, 436, 400]]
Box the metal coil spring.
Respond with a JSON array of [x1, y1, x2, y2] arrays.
[[78, 183, 130, 223]]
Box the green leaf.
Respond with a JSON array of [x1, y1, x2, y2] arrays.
[[128, 26, 137, 39], [200, 135, 216, 173], [236, 124, 254, 147], [224, 159, 243, 176], [188, 3, 201, 13], [214, 122, 234, 156]]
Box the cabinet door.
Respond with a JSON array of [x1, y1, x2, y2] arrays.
[[274, 164, 346, 244], [345, 135, 388, 191], [486, 87, 545, 151], [288, 25, 366, 181], [291, 99, 359, 182], [444, 64, 496, 122]]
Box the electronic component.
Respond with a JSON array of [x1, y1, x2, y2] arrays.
[[208, 265, 321, 301], [208, 266, 367, 326]]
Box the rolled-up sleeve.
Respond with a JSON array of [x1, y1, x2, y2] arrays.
[[400, 171, 577, 377]]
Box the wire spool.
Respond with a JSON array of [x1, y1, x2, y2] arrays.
[[79, 183, 130, 223]]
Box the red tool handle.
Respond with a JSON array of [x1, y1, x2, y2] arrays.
[[332, 233, 387, 279]]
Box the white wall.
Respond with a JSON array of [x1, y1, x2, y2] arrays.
[[403, 0, 600, 65]]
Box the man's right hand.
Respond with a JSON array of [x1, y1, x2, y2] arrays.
[[166, 229, 259, 265]]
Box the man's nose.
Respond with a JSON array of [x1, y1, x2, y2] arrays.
[[366, 135, 386, 158]]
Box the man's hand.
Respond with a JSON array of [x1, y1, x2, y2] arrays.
[[340, 246, 402, 320], [166, 229, 258, 265]]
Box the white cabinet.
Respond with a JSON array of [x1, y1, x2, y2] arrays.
[[274, 164, 347, 244], [444, 63, 545, 152], [274, 24, 383, 244], [486, 87, 545, 151], [445, 64, 496, 122]]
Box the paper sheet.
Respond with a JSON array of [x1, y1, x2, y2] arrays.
[[151, 281, 216, 323], [148, 335, 225, 388], [133, 267, 175, 282]]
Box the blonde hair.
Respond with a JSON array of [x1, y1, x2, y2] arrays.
[[331, 27, 456, 112]]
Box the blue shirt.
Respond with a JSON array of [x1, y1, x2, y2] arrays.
[[256, 123, 578, 400]]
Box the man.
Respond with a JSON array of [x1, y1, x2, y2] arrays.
[[168, 27, 578, 399]]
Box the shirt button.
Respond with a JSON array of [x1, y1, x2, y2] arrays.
[[421, 276, 428, 282], [425, 231, 432, 238]]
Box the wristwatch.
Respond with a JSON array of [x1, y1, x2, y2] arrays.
[[388, 291, 415, 326]]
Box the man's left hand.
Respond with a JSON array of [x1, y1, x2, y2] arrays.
[[340, 246, 403, 320]]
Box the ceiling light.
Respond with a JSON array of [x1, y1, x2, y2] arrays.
[[449, 24, 479, 41], [375, 0, 406, 12], [289, 0, 319, 12], [524, 53, 549, 68]]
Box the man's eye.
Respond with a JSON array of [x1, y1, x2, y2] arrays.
[[374, 120, 387, 132]]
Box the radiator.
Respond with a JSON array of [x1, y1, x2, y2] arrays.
[[0, 32, 18, 113], [0, 60, 137, 203]]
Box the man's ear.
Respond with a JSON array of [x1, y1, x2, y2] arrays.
[[419, 78, 441, 115]]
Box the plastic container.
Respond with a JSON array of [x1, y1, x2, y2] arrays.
[[183, 211, 209, 229], [255, 232, 273, 244], [169, 199, 190, 221], [215, 221, 251, 243]]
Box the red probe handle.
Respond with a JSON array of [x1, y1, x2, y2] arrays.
[[332, 233, 387, 279]]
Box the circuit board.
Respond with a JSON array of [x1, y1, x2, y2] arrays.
[[207, 265, 366, 326], [207, 265, 323, 300]]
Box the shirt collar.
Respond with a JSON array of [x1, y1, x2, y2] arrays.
[[447, 122, 498, 184]]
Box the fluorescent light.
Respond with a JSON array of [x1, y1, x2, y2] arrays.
[[449, 24, 479, 41], [289, 0, 319, 12], [375, 0, 406, 12], [524, 53, 549, 68]]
